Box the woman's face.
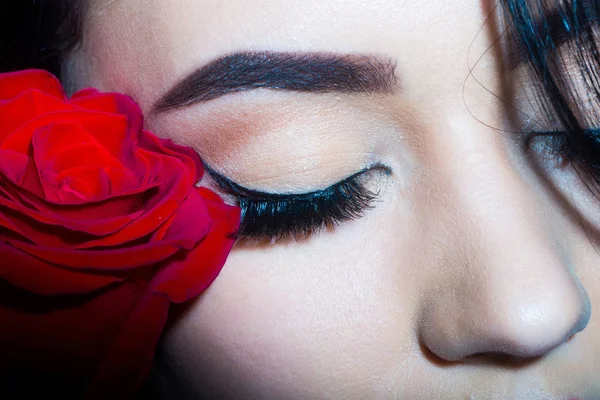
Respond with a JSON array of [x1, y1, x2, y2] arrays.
[[72, 0, 599, 398]]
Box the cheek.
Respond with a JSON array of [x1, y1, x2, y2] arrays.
[[158, 208, 419, 397]]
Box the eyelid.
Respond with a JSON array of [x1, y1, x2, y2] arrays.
[[203, 163, 388, 200], [203, 162, 390, 240]]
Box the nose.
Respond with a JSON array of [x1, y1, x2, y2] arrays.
[[418, 143, 591, 362]]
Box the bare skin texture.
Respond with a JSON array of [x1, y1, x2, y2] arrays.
[[71, 0, 599, 398]]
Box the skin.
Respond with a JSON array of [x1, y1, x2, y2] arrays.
[[71, 0, 599, 398]]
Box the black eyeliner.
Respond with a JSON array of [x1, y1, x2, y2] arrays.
[[203, 163, 386, 240], [204, 164, 373, 200]]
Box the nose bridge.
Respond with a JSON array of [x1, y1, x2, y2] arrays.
[[432, 117, 552, 265], [418, 118, 589, 361], [450, 136, 551, 267]]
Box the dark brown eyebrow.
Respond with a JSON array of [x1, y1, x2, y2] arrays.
[[152, 51, 398, 113]]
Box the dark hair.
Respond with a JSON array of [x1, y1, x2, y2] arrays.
[[501, 0, 600, 194], [0, 0, 87, 81]]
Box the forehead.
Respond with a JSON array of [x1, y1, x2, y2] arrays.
[[77, 0, 492, 110], [86, 0, 465, 49]]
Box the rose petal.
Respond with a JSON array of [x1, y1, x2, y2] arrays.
[[52, 106, 138, 163], [16, 153, 45, 198], [55, 166, 137, 197], [0, 90, 75, 143], [11, 237, 190, 270], [0, 242, 122, 295], [5, 187, 214, 266], [1, 110, 123, 156], [0, 70, 65, 101], [69, 156, 195, 247], [0, 150, 29, 184], [149, 213, 176, 242], [0, 171, 167, 240], [32, 122, 132, 202], [86, 292, 170, 400], [70, 89, 138, 116], [0, 206, 75, 248], [41, 188, 144, 222], [70, 90, 144, 136], [7, 187, 214, 263], [0, 199, 142, 249], [0, 185, 176, 249], [151, 188, 240, 303], [33, 120, 127, 171], [70, 87, 101, 99], [163, 188, 211, 243], [69, 92, 148, 176], [52, 167, 113, 202], [0, 191, 146, 238], [0, 210, 21, 233], [0, 280, 143, 374], [77, 182, 209, 250], [138, 130, 202, 185]]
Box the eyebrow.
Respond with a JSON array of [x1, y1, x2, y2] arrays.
[[153, 51, 398, 112]]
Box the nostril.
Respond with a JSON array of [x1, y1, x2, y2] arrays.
[[463, 351, 542, 368]]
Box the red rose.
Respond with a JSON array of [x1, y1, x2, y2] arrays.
[[0, 70, 240, 398]]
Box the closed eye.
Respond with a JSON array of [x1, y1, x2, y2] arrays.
[[203, 163, 388, 241]]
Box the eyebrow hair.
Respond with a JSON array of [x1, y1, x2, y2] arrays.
[[153, 51, 398, 112]]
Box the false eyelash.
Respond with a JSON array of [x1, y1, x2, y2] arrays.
[[526, 128, 600, 166], [524, 130, 574, 163], [205, 165, 382, 241], [526, 128, 600, 198]]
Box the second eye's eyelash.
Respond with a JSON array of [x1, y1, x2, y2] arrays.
[[525, 128, 600, 166], [204, 165, 386, 241], [525, 127, 600, 194]]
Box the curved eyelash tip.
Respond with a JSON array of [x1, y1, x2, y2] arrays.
[[207, 162, 384, 241]]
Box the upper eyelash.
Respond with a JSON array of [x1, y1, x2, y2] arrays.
[[524, 130, 571, 157], [525, 128, 600, 164], [204, 164, 385, 240], [525, 128, 600, 198]]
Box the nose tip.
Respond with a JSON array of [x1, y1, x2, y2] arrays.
[[493, 290, 587, 358], [419, 279, 590, 362]]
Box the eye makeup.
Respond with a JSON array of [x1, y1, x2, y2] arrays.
[[525, 127, 600, 174], [204, 163, 390, 241]]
